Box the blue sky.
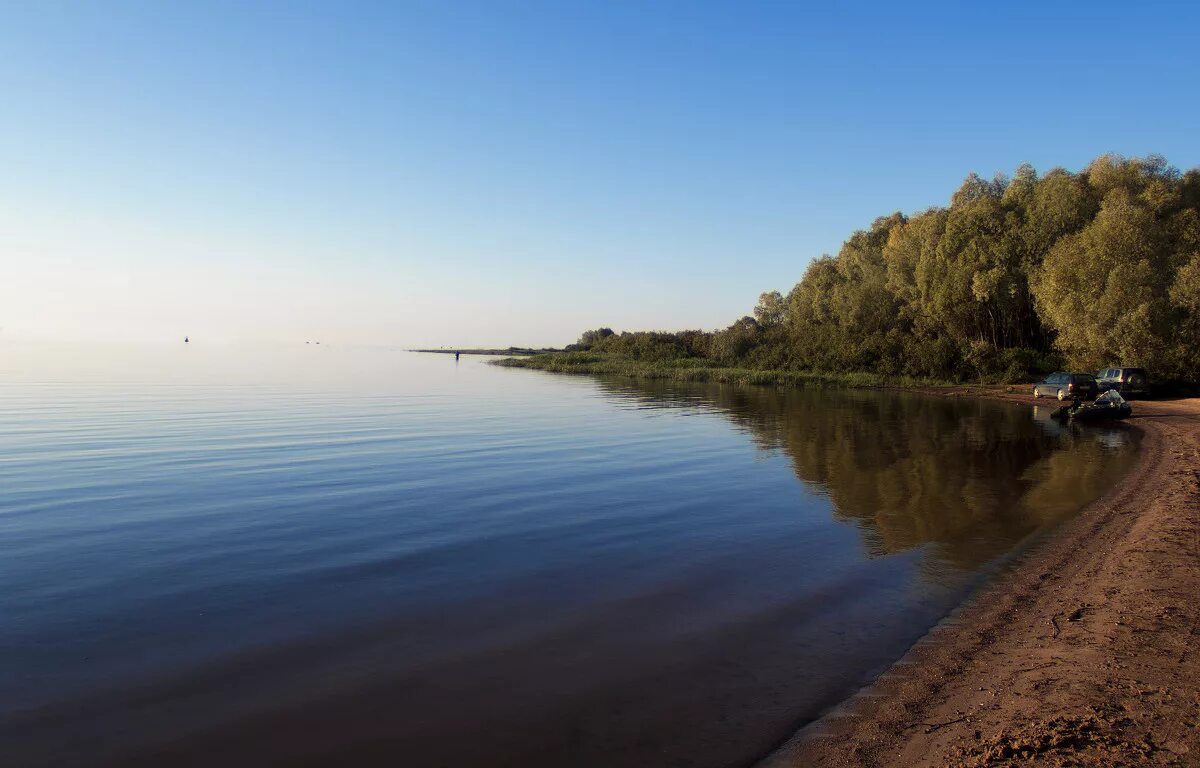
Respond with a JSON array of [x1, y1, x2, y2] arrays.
[[3, 1, 1199, 346]]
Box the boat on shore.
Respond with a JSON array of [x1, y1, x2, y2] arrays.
[[1050, 389, 1132, 422]]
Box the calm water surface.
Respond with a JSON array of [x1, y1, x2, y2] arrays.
[[0, 343, 1138, 767]]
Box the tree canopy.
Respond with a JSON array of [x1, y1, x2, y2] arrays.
[[573, 154, 1200, 383]]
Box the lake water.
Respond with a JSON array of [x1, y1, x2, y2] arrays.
[[0, 344, 1138, 767]]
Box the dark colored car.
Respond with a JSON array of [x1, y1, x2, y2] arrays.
[[1095, 366, 1150, 398], [1033, 372, 1099, 401]]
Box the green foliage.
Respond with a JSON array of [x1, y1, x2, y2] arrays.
[[1032, 188, 1172, 370], [576, 327, 615, 348], [544, 153, 1200, 385], [495, 352, 951, 388], [1169, 251, 1200, 376], [753, 291, 787, 327]]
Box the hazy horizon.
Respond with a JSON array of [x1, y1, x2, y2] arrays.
[[4, 1, 1199, 348]]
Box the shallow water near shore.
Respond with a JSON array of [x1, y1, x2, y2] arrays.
[[0, 343, 1138, 767]]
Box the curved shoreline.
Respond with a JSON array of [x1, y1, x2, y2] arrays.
[[760, 393, 1200, 766]]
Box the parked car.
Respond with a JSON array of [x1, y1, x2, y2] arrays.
[[1095, 366, 1150, 398], [1032, 372, 1099, 401]]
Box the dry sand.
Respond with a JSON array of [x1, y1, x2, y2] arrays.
[[761, 393, 1200, 767]]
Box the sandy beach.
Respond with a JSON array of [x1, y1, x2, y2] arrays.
[[761, 393, 1200, 766]]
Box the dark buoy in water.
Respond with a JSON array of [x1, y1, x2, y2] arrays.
[[184, 336, 189, 343]]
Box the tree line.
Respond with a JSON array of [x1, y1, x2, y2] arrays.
[[575, 154, 1200, 383]]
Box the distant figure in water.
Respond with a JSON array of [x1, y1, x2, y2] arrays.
[[455, 351, 460, 361], [184, 336, 189, 343]]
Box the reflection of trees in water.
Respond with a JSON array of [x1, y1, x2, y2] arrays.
[[596, 378, 1138, 570]]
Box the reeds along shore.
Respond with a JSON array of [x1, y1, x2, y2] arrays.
[[495, 352, 964, 388]]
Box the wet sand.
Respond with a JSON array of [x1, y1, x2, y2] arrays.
[[762, 392, 1200, 767]]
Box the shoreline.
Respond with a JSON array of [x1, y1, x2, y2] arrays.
[[493, 358, 1200, 763], [760, 391, 1200, 766], [491, 353, 955, 388], [494, 355, 1200, 762], [410, 347, 559, 356]]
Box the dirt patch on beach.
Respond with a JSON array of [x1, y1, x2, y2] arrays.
[[761, 394, 1200, 767]]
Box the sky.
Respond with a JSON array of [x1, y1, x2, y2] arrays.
[[2, 1, 1199, 348]]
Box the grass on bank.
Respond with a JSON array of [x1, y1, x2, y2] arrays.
[[491, 351, 955, 389]]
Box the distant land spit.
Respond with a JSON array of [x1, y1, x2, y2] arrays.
[[410, 347, 561, 356]]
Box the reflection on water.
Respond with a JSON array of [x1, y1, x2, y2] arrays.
[[598, 379, 1138, 573], [0, 347, 1138, 768]]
